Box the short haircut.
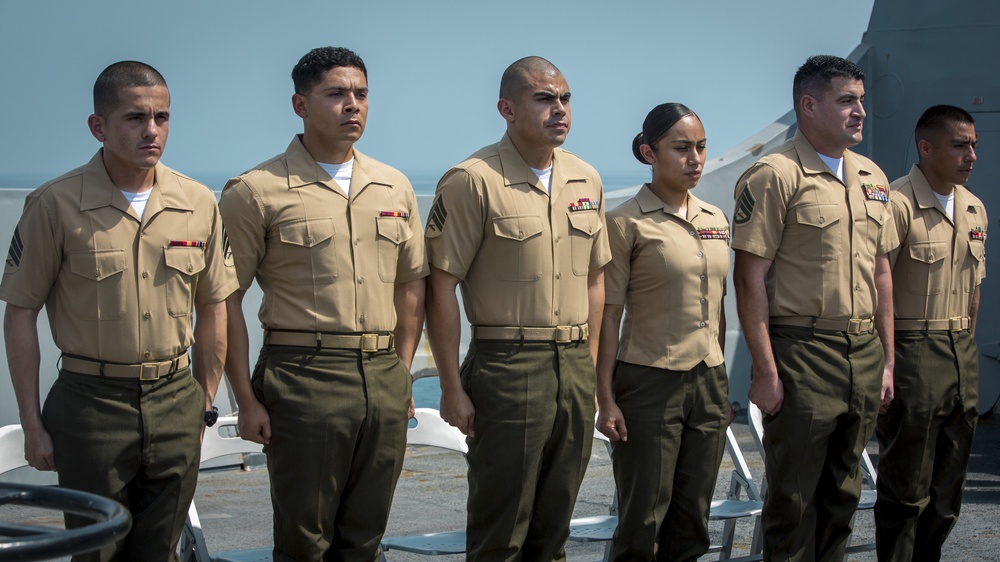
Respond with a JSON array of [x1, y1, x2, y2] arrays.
[[792, 55, 865, 112], [915, 104, 975, 146], [632, 103, 698, 164], [292, 47, 367, 95], [499, 56, 562, 100], [93, 61, 167, 116]]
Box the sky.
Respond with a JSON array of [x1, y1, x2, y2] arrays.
[[0, 0, 876, 190]]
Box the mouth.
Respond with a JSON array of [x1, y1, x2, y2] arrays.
[[686, 170, 702, 179], [548, 121, 569, 131], [140, 144, 160, 153]]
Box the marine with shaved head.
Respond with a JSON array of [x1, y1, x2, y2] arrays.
[[426, 56, 611, 562]]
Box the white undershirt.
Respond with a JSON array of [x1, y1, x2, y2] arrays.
[[120, 188, 152, 219], [817, 153, 845, 182], [934, 190, 955, 221], [318, 159, 354, 196], [531, 165, 553, 193]]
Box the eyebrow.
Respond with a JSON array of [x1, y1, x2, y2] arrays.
[[321, 86, 368, 94]]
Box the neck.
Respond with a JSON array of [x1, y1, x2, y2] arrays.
[[800, 126, 847, 159], [302, 133, 354, 164], [649, 181, 688, 216], [508, 134, 556, 170], [103, 157, 155, 193], [918, 164, 956, 196]]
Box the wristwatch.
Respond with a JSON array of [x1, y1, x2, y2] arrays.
[[204, 406, 219, 427]]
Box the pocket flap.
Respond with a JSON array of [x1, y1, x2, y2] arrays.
[[279, 217, 335, 248], [164, 246, 207, 275], [908, 241, 947, 264], [493, 216, 543, 241], [796, 204, 842, 228], [864, 201, 886, 226], [969, 239, 985, 262], [567, 211, 603, 236], [68, 250, 126, 281], [376, 216, 414, 245]]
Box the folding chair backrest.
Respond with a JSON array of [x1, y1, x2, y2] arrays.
[[0, 425, 27, 475], [725, 426, 763, 501], [408, 408, 468, 454]]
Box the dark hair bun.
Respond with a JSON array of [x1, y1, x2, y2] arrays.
[[632, 132, 648, 164]]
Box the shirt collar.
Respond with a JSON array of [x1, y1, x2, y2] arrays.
[[284, 135, 386, 198], [79, 149, 194, 215]]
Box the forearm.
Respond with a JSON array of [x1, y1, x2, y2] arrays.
[[193, 300, 227, 409], [223, 290, 257, 408], [4, 304, 43, 429], [733, 253, 778, 380], [595, 304, 623, 405], [874, 255, 894, 371], [587, 269, 605, 365], [393, 278, 426, 370], [426, 268, 462, 393]]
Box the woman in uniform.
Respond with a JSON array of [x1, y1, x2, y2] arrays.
[[596, 102, 732, 562]]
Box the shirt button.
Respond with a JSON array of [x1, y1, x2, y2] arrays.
[[697, 251, 703, 257], [358, 277, 364, 285], [554, 310, 560, 316], [187, 264, 194, 272], [359, 315, 366, 323], [819, 217, 825, 224], [141, 271, 149, 279], [700, 274, 706, 280], [555, 236, 560, 243], [355, 239, 360, 246], [143, 311, 151, 319], [144, 351, 152, 359], [556, 272, 562, 279], [699, 321, 707, 328], [94, 270, 100, 278], [306, 237, 314, 244], [700, 297, 707, 304], [689, 231, 696, 236]]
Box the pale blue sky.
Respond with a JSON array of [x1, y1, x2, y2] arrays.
[[0, 0, 874, 190]]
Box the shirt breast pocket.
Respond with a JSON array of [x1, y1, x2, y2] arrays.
[[67, 249, 127, 321], [376, 216, 414, 282], [864, 200, 887, 255], [164, 246, 207, 317], [493, 216, 545, 282], [906, 241, 948, 296], [278, 217, 337, 285], [567, 211, 603, 276], [794, 204, 842, 261], [967, 238, 985, 293]]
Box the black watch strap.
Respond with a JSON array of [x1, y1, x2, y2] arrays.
[[204, 405, 219, 427]]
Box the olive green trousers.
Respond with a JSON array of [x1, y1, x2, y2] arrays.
[[874, 330, 978, 562], [252, 345, 411, 562], [45, 367, 204, 562], [461, 339, 596, 562]]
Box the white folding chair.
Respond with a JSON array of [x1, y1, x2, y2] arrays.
[[379, 408, 469, 560], [0, 424, 28, 477], [747, 404, 877, 557], [179, 416, 270, 562]]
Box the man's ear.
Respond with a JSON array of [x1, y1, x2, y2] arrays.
[[88, 114, 105, 142]]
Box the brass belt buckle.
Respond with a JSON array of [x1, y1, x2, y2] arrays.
[[140, 362, 161, 381], [555, 325, 572, 344], [361, 333, 379, 353], [949, 317, 965, 331], [848, 318, 863, 334]]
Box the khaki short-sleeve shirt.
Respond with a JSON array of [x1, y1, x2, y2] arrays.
[[0, 150, 238, 363], [605, 186, 729, 371], [731, 130, 899, 320], [889, 164, 987, 321], [425, 134, 612, 327], [218, 136, 428, 333]]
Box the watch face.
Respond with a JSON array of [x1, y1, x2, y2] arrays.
[[204, 407, 219, 427]]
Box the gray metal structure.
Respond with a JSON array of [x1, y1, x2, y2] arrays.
[[0, 0, 997, 434]]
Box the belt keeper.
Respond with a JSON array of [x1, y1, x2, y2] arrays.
[[315, 332, 322, 351], [99, 361, 106, 380], [810, 317, 817, 336]]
